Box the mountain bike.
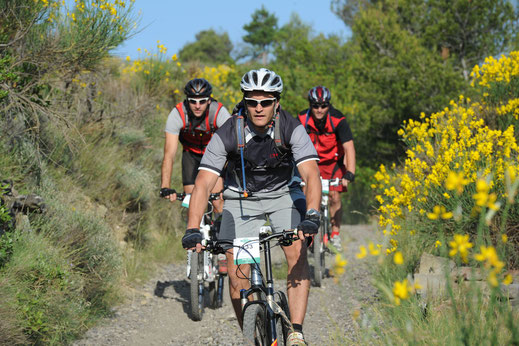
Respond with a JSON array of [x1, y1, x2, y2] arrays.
[[203, 227, 298, 346], [311, 177, 341, 287], [161, 189, 225, 321]]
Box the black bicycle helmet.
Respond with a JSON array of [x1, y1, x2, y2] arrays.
[[184, 78, 213, 97], [308, 86, 331, 104]]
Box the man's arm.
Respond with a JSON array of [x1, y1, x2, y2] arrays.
[[161, 133, 179, 201], [186, 170, 219, 251], [297, 160, 322, 239], [298, 160, 321, 212], [342, 140, 356, 187]]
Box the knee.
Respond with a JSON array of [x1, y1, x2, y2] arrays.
[[284, 243, 307, 268], [330, 192, 341, 205]]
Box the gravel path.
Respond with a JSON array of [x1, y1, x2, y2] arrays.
[[75, 224, 378, 345]]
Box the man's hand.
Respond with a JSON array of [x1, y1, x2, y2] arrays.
[[182, 228, 203, 252], [297, 208, 321, 240], [160, 188, 177, 202]]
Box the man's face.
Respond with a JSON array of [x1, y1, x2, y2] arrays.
[[310, 102, 330, 120], [244, 91, 279, 132], [187, 97, 211, 117]]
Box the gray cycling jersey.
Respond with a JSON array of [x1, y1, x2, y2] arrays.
[[199, 110, 318, 193], [165, 102, 231, 135]]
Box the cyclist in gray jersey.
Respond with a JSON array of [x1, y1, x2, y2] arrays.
[[182, 68, 321, 346]]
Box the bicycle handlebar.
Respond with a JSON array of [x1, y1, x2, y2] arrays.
[[160, 188, 220, 201], [300, 177, 341, 188], [201, 229, 299, 252]]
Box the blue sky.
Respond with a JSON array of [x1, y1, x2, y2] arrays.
[[114, 0, 350, 59]]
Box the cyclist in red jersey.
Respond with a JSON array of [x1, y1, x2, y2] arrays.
[[297, 86, 356, 250]]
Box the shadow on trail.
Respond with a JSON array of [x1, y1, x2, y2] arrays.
[[154, 279, 192, 316]]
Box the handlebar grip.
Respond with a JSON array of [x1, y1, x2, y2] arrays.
[[160, 188, 176, 198]]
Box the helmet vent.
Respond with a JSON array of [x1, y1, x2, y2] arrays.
[[261, 74, 270, 86], [252, 72, 258, 85]]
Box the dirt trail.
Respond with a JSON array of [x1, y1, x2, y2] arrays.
[[75, 224, 378, 345]]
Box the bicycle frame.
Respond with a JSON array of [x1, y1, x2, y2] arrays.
[[239, 227, 296, 345]]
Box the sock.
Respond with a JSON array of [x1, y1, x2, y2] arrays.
[[292, 323, 303, 333]]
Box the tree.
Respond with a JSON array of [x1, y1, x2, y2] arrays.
[[271, 14, 350, 114], [332, 0, 518, 80], [243, 6, 278, 64], [340, 1, 466, 165], [178, 29, 234, 65]]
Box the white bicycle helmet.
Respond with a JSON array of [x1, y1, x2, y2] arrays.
[[240, 68, 283, 96]]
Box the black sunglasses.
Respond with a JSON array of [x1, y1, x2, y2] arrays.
[[311, 103, 329, 109], [244, 97, 277, 108]]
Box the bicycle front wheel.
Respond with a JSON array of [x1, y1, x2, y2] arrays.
[[190, 251, 204, 321], [313, 224, 325, 287], [243, 304, 268, 346]]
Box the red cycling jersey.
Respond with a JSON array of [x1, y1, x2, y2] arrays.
[[176, 101, 223, 155], [297, 106, 353, 165]]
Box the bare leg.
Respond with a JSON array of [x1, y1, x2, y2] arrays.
[[329, 190, 342, 235], [225, 249, 250, 329], [282, 239, 310, 325]]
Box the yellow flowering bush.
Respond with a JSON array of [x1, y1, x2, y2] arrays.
[[122, 42, 183, 96], [373, 52, 519, 259], [194, 64, 241, 107]]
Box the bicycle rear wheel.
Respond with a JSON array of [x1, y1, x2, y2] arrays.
[[243, 304, 268, 346], [190, 251, 204, 321], [313, 224, 325, 287]]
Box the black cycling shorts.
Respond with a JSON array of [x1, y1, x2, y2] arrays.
[[181, 150, 203, 186]]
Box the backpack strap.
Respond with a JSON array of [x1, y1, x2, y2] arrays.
[[274, 113, 282, 147], [212, 102, 223, 130], [235, 111, 249, 197], [304, 109, 310, 130], [327, 112, 336, 132], [176, 103, 187, 129]]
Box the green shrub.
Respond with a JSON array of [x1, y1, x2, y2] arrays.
[[33, 177, 122, 312], [1, 231, 89, 344]]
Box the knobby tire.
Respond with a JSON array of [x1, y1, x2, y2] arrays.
[[243, 304, 268, 346], [313, 224, 325, 287], [190, 251, 204, 321]]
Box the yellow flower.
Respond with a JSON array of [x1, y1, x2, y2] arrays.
[[427, 205, 453, 220], [393, 251, 404, 265], [435, 240, 442, 248], [393, 279, 410, 305], [474, 246, 504, 270], [356, 245, 367, 259], [332, 254, 348, 276], [368, 242, 380, 256], [445, 171, 468, 195], [502, 234, 508, 243], [448, 234, 473, 263], [126, 56, 130, 61], [503, 274, 513, 285]]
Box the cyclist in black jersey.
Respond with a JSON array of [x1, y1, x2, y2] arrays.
[[182, 68, 322, 346]]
